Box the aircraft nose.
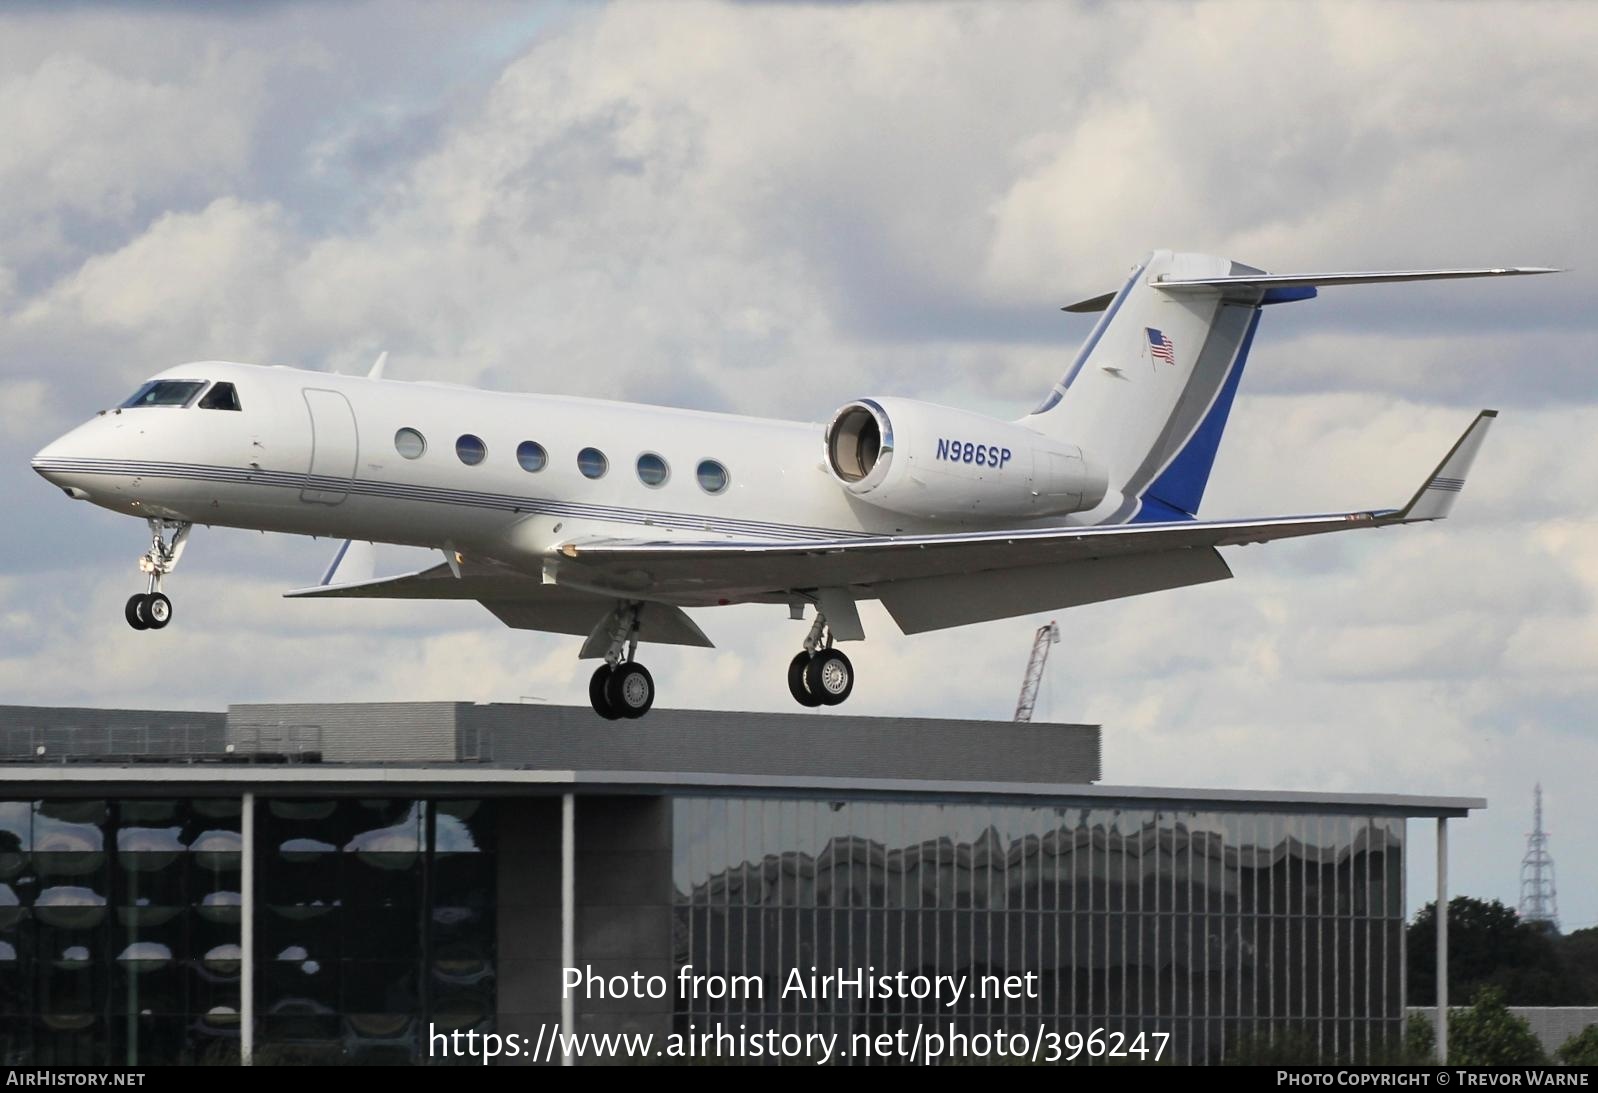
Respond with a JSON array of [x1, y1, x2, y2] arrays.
[[32, 434, 93, 498]]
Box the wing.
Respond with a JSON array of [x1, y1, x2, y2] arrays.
[[284, 553, 714, 648], [552, 410, 1496, 632], [284, 411, 1492, 639]]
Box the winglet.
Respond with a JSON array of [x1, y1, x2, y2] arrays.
[[1392, 410, 1497, 522], [367, 351, 389, 380]]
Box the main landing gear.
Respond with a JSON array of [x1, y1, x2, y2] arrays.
[[787, 609, 854, 708], [588, 602, 656, 720], [125, 519, 190, 632]]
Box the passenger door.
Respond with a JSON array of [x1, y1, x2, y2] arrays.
[[301, 389, 359, 505]]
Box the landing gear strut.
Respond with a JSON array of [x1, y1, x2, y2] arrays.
[[125, 519, 190, 632], [588, 602, 656, 720], [787, 608, 854, 708]]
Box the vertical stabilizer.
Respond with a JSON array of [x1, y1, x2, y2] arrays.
[[1028, 250, 1266, 522]]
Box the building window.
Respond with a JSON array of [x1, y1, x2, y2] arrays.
[[636, 453, 669, 487], [516, 441, 548, 473], [456, 434, 486, 466], [199, 382, 242, 411], [577, 447, 608, 479], [394, 428, 427, 459], [696, 459, 729, 494]]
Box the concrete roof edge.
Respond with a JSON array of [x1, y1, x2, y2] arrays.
[[0, 764, 1484, 815]]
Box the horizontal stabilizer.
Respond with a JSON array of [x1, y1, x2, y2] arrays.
[[1154, 267, 1557, 293]]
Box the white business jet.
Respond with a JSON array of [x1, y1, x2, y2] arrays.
[[32, 250, 1549, 718]]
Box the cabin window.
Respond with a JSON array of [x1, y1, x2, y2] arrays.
[[456, 434, 487, 466], [119, 380, 206, 408], [577, 447, 608, 479], [516, 441, 548, 472], [394, 428, 427, 459], [198, 382, 242, 411], [636, 452, 669, 487], [696, 459, 729, 494]]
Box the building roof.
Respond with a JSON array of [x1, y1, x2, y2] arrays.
[[0, 760, 1483, 818], [0, 702, 1483, 816]]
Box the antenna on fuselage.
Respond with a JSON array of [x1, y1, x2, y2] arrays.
[[367, 351, 389, 380]]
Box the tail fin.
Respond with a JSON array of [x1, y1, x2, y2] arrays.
[[1028, 250, 1263, 522], [1028, 251, 1552, 523]]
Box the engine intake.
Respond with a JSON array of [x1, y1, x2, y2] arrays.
[[826, 400, 893, 486]]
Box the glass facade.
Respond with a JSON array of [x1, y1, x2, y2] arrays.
[[0, 798, 242, 1065], [1, 790, 1415, 1066], [673, 799, 1406, 1065], [255, 798, 495, 1063], [0, 798, 495, 1066]]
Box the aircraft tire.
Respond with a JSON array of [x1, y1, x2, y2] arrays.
[[788, 652, 823, 707], [804, 649, 854, 706], [144, 593, 173, 630], [606, 663, 655, 719], [125, 594, 150, 631], [589, 664, 620, 720]]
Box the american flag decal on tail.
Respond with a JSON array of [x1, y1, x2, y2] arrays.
[[1146, 327, 1176, 364]]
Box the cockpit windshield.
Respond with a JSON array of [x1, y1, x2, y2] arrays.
[[119, 380, 207, 408], [198, 382, 242, 411]]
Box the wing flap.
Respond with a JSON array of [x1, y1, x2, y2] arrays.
[[879, 548, 1233, 634], [489, 598, 714, 648]]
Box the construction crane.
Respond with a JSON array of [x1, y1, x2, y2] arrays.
[[1014, 620, 1060, 722]]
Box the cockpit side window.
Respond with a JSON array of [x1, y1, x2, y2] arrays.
[[199, 382, 242, 411], [119, 380, 207, 408]]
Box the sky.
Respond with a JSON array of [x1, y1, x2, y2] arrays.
[[1, 1, 1595, 930]]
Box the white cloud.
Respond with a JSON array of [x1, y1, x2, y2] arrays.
[[0, 49, 268, 274]]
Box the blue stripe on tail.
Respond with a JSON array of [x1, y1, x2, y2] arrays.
[[1135, 307, 1263, 521]]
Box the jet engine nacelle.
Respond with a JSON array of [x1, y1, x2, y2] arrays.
[[824, 397, 1108, 519]]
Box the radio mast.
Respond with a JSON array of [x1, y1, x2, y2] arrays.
[[1518, 783, 1560, 932]]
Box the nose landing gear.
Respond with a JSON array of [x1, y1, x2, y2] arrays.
[[787, 608, 854, 708], [588, 602, 656, 719], [125, 519, 190, 632]]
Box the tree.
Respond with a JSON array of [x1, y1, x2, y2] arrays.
[[1556, 1024, 1598, 1066], [1448, 986, 1546, 1066], [1404, 1012, 1436, 1063], [1408, 897, 1578, 1005], [1559, 927, 1598, 1002]]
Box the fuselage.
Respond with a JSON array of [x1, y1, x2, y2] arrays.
[[32, 361, 1068, 595]]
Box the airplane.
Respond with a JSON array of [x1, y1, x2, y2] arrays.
[[30, 250, 1551, 719]]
